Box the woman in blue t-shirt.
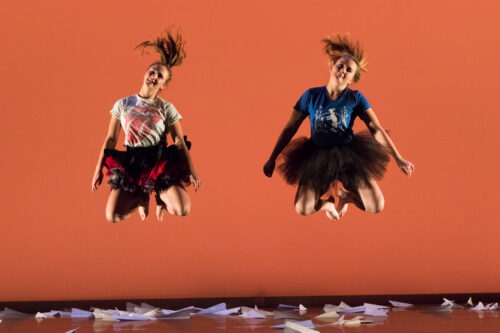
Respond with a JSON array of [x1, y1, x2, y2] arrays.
[[263, 34, 414, 220]]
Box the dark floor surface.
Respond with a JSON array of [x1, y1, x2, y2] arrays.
[[1, 306, 499, 332]]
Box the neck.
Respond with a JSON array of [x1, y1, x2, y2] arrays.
[[326, 78, 347, 99], [138, 85, 157, 99]]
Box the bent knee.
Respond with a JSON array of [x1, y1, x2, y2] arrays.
[[105, 211, 124, 223], [365, 197, 384, 214], [295, 201, 315, 216], [169, 204, 191, 216]]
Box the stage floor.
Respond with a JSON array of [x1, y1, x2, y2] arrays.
[[1, 306, 499, 332]]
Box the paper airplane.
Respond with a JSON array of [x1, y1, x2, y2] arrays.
[[195, 303, 227, 315], [323, 304, 337, 312], [70, 308, 93, 318], [441, 298, 455, 306], [0, 308, 31, 318], [240, 309, 266, 318], [274, 310, 304, 319], [364, 307, 388, 317], [254, 305, 274, 316], [389, 300, 413, 307], [284, 320, 319, 333], [272, 320, 315, 329], [160, 308, 193, 320], [472, 302, 486, 311], [315, 310, 338, 318], [467, 297, 473, 306], [214, 307, 240, 315], [299, 304, 307, 312], [337, 305, 365, 313], [278, 304, 300, 309]]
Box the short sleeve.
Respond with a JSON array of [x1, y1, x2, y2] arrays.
[[110, 99, 123, 119], [293, 89, 310, 117], [164, 102, 182, 126], [354, 91, 371, 114]]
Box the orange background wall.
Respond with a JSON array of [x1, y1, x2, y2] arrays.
[[1, 0, 499, 302]]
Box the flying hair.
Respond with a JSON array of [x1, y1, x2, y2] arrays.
[[322, 34, 367, 82], [136, 28, 186, 83]]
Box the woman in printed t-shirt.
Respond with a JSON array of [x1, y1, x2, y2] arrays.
[[263, 34, 414, 220], [92, 29, 201, 222]]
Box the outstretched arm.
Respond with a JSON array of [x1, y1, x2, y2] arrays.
[[360, 108, 414, 177], [169, 120, 201, 191], [92, 116, 121, 192], [263, 109, 306, 177]]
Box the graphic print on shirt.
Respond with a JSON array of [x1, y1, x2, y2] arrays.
[[314, 105, 349, 135], [123, 104, 163, 145]]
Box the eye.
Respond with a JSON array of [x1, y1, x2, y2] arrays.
[[346, 67, 352, 72], [158, 73, 163, 79], [149, 70, 155, 75]]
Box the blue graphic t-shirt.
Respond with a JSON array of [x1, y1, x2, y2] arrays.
[[294, 86, 371, 148]]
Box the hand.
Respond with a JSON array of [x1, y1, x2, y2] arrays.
[[263, 159, 276, 177], [190, 171, 201, 192], [91, 169, 103, 192], [397, 158, 414, 177]]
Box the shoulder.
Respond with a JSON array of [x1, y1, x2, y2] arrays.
[[116, 94, 139, 107], [347, 89, 367, 100], [156, 96, 175, 110], [298, 86, 324, 100], [306, 86, 324, 96]]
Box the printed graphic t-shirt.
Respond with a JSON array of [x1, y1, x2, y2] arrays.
[[294, 86, 371, 148], [110, 94, 182, 147]]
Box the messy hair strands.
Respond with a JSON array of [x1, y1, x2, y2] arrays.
[[136, 28, 186, 82], [322, 34, 367, 82]]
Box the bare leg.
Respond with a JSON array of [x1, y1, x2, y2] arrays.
[[105, 189, 147, 223], [294, 184, 339, 220], [158, 185, 191, 218], [137, 195, 150, 221], [337, 179, 385, 214]]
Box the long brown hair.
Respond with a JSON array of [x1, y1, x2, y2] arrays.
[[136, 28, 186, 83], [322, 34, 367, 82]]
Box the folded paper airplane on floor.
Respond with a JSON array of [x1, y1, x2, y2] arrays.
[[389, 300, 413, 307]]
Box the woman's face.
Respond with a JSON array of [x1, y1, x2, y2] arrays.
[[331, 56, 358, 85], [143, 64, 170, 92]]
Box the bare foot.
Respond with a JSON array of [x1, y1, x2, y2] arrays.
[[156, 205, 166, 222], [337, 189, 349, 217], [323, 196, 340, 221], [138, 205, 148, 221]]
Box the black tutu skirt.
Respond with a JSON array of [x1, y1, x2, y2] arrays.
[[103, 137, 191, 196], [278, 131, 390, 195]]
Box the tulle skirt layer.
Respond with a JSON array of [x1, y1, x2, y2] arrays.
[[103, 142, 190, 196], [278, 131, 390, 194]]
